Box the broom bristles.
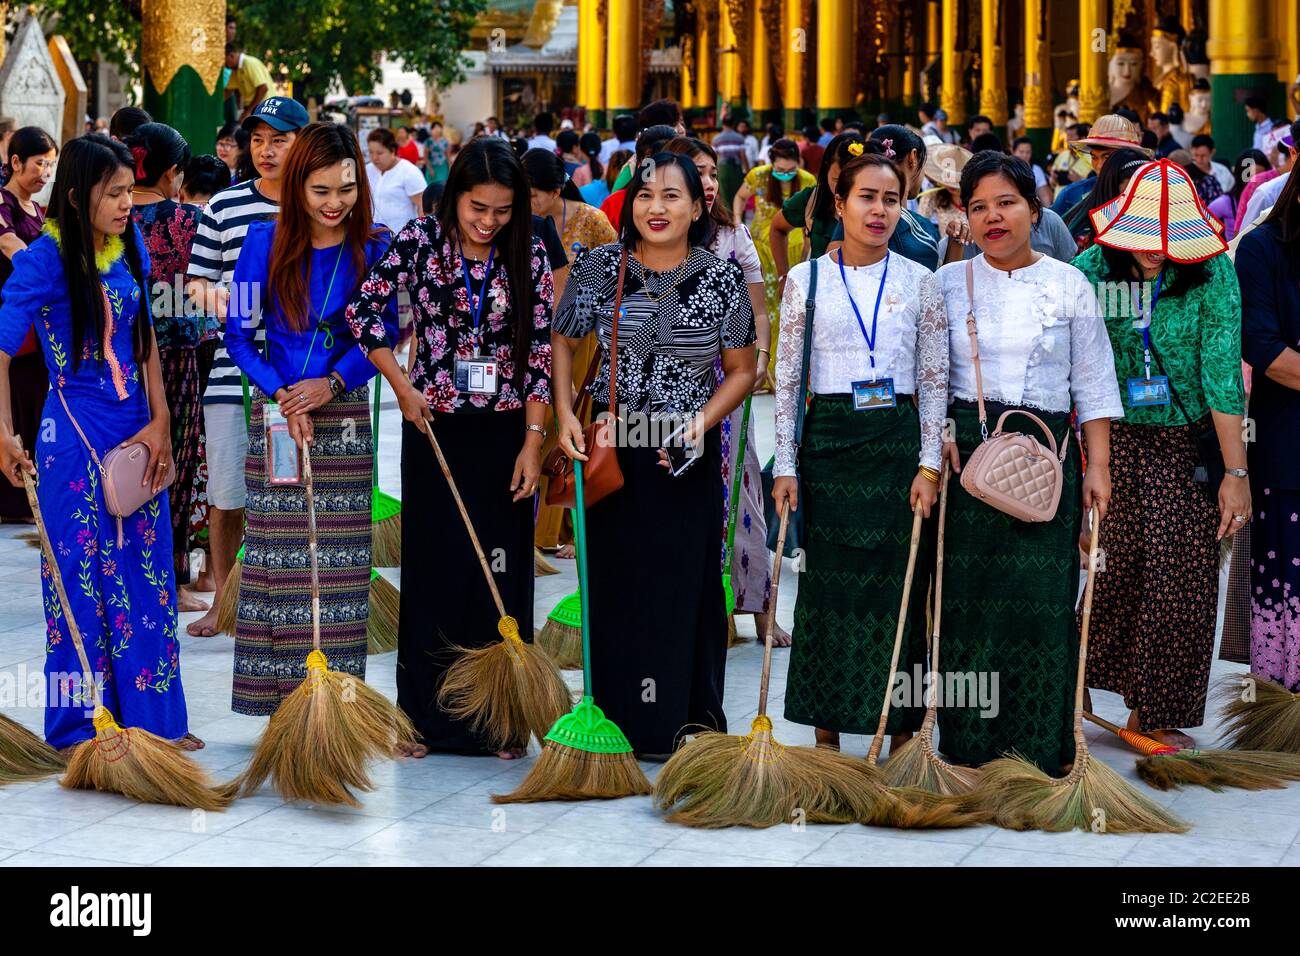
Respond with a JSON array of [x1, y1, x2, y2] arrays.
[[435, 639, 572, 751], [221, 656, 415, 807], [726, 614, 745, 647], [534, 548, 559, 576], [974, 751, 1188, 833], [62, 715, 231, 811], [372, 515, 402, 568], [1217, 674, 1300, 754], [1136, 747, 1300, 792], [492, 740, 651, 803], [881, 724, 982, 796], [535, 618, 583, 669], [0, 713, 66, 783], [366, 574, 400, 655], [213, 558, 242, 635], [865, 786, 992, 829]]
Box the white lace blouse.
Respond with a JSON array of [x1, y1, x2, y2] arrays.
[[774, 251, 948, 476], [936, 253, 1123, 424]]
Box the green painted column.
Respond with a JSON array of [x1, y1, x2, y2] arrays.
[[142, 0, 226, 153], [145, 67, 225, 154], [1208, 0, 1285, 159]]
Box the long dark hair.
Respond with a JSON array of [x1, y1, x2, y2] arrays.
[[268, 123, 379, 333], [1262, 145, 1300, 277], [122, 122, 192, 188], [437, 137, 535, 387], [662, 137, 730, 233], [520, 148, 583, 202], [48, 135, 149, 372], [811, 132, 867, 224], [1097, 242, 1209, 297], [870, 124, 927, 195], [620, 152, 710, 249], [579, 131, 604, 182]]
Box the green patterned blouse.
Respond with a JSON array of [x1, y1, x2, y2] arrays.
[[1071, 245, 1244, 427]]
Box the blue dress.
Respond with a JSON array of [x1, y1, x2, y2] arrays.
[[0, 224, 189, 748]]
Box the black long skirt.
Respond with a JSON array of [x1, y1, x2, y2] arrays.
[[0, 352, 46, 520], [586, 412, 729, 755], [397, 410, 536, 754]]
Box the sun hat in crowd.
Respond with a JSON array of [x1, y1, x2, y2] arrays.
[[922, 143, 973, 189], [1071, 113, 1154, 157], [1089, 158, 1227, 262]]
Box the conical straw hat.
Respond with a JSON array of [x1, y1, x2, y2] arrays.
[[1090, 158, 1227, 263]]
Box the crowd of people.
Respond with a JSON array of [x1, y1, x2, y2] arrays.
[[0, 87, 1296, 781]]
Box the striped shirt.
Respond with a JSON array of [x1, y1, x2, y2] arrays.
[[186, 179, 279, 405]]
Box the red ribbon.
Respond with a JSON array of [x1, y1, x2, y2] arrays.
[[130, 145, 148, 181]]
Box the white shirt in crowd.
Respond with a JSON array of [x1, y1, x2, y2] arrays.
[[599, 137, 636, 165], [775, 252, 949, 475], [366, 158, 427, 233], [1209, 160, 1235, 194], [1242, 170, 1291, 231], [936, 253, 1123, 424], [527, 133, 558, 152], [1253, 119, 1275, 154]]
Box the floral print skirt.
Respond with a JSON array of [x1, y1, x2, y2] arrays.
[[1249, 485, 1300, 692], [38, 390, 188, 749]]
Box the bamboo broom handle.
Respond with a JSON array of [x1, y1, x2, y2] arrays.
[[302, 443, 323, 653], [867, 505, 925, 765], [1082, 711, 1180, 756], [1069, 504, 1102, 755], [756, 502, 790, 719], [22, 468, 103, 710], [925, 464, 950, 713], [422, 423, 509, 621], [723, 395, 753, 578]]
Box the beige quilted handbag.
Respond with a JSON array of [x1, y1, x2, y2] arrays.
[[958, 258, 1067, 522]]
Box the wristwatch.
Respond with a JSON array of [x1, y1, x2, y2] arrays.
[[328, 373, 345, 398], [1225, 467, 1248, 479], [525, 423, 546, 439]]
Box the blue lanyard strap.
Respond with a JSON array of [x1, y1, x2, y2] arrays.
[[1131, 269, 1164, 378], [298, 242, 347, 379], [460, 242, 496, 351], [837, 249, 890, 375]]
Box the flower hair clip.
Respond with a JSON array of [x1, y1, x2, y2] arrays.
[[880, 138, 896, 159], [131, 145, 148, 180], [847, 141, 864, 157]]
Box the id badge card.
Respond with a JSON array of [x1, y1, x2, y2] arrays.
[[1127, 375, 1171, 408], [455, 356, 499, 395], [851, 378, 897, 411], [264, 402, 301, 485]]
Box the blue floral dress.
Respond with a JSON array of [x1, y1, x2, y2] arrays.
[[0, 223, 189, 749]]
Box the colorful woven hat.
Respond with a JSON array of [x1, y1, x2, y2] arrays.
[[1090, 158, 1227, 263]]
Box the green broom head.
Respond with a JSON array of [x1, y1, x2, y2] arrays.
[[537, 591, 583, 669], [1217, 673, 1300, 754], [366, 569, 400, 655], [0, 712, 66, 783], [372, 489, 401, 524], [371, 489, 402, 568], [973, 749, 1188, 834], [490, 695, 651, 804], [723, 576, 735, 616], [1136, 747, 1300, 792]]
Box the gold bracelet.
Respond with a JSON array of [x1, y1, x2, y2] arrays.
[[918, 465, 940, 483]]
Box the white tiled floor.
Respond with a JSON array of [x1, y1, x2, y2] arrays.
[[1, 382, 1296, 867]]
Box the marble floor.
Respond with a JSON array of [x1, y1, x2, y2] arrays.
[[0, 382, 1296, 867]]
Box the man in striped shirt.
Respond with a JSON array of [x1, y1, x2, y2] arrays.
[[183, 96, 308, 637]]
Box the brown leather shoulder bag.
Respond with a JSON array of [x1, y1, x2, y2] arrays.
[[543, 249, 627, 509]]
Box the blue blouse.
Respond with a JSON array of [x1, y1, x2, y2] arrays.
[[0, 224, 153, 403], [225, 220, 398, 399]]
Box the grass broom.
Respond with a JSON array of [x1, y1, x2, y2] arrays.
[[974, 506, 1188, 833], [367, 568, 399, 654], [653, 503, 891, 827], [723, 395, 753, 647], [1216, 673, 1300, 755], [0, 712, 65, 784], [494, 458, 651, 803], [537, 589, 584, 669], [213, 543, 242, 635], [424, 424, 570, 752], [534, 547, 559, 576], [220, 442, 414, 807], [1082, 710, 1300, 792], [21, 468, 229, 810], [371, 379, 402, 567], [883, 464, 982, 797]]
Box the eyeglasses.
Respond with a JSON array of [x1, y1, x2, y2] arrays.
[[29, 160, 56, 172]]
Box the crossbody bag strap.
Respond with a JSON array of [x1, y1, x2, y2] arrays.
[[792, 259, 818, 460], [964, 258, 990, 439], [606, 248, 627, 417], [56, 388, 104, 471]]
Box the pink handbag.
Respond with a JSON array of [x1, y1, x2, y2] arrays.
[[958, 258, 1067, 523], [57, 388, 175, 548]]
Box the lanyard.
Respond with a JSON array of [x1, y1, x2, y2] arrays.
[[837, 249, 890, 375], [1131, 269, 1164, 380], [298, 242, 347, 378], [459, 242, 496, 352]]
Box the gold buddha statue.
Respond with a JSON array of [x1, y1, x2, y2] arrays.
[[1149, 16, 1193, 117]]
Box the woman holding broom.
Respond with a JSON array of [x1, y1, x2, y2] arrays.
[[224, 122, 397, 717], [1071, 158, 1247, 750], [935, 151, 1123, 774], [664, 135, 785, 646], [551, 152, 756, 759], [0, 134, 199, 751], [346, 135, 553, 759], [772, 146, 948, 754]]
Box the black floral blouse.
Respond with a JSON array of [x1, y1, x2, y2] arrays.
[[553, 243, 756, 417], [345, 215, 553, 412]]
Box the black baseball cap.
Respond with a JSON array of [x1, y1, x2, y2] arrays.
[[241, 96, 309, 133]]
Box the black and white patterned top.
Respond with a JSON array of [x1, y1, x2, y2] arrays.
[[553, 243, 756, 417]]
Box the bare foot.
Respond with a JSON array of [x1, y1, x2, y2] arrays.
[[754, 612, 791, 648], [396, 741, 428, 758], [177, 590, 210, 613], [1149, 729, 1195, 749], [176, 733, 205, 751], [815, 727, 840, 750], [186, 608, 222, 638], [496, 747, 527, 760], [193, 569, 215, 593], [556, 544, 575, 559]]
